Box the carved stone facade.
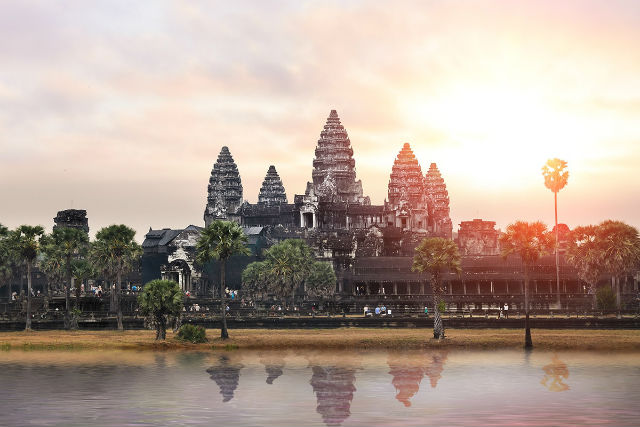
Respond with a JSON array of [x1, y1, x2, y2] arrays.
[[146, 109, 460, 296], [457, 219, 500, 256], [53, 209, 89, 234], [204, 146, 243, 226], [425, 163, 453, 239], [307, 110, 370, 205], [258, 165, 288, 206], [384, 143, 429, 231]]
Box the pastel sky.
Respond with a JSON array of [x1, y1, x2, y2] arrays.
[[1, 0, 639, 241]]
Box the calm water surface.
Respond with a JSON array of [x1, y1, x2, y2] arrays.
[[1, 348, 638, 426]]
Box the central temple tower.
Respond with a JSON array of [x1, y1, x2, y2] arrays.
[[306, 110, 370, 205]]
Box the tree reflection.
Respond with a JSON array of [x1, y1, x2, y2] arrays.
[[206, 354, 244, 402], [306, 352, 360, 426], [259, 350, 286, 385], [387, 350, 449, 407], [540, 354, 570, 392]]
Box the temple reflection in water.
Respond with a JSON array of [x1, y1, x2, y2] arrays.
[[541, 354, 570, 392]]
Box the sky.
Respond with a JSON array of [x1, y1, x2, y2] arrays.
[[1, 0, 639, 241]]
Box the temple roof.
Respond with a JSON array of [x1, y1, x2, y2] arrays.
[[388, 143, 425, 207], [258, 165, 288, 205], [204, 146, 243, 224], [308, 110, 368, 204]]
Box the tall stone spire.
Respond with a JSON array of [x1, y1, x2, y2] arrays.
[[307, 110, 369, 204], [388, 143, 425, 208], [425, 163, 453, 239], [204, 146, 243, 226], [258, 165, 288, 206]]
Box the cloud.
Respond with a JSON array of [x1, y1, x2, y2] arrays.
[[1, 0, 640, 239]]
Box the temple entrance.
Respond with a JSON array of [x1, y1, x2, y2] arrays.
[[161, 260, 192, 292], [303, 212, 314, 228]]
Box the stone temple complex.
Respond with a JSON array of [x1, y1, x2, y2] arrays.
[[145, 109, 455, 294], [142, 109, 638, 309]]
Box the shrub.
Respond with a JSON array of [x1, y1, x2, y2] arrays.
[[596, 286, 616, 310], [176, 324, 207, 343], [437, 300, 446, 313]]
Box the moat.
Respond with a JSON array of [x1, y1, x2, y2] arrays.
[[1, 349, 638, 426]]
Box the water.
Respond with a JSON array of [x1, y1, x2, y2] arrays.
[[1, 349, 639, 426]]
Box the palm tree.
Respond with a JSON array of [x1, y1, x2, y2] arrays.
[[499, 221, 553, 348], [597, 220, 640, 316], [90, 225, 142, 331], [263, 239, 314, 309], [565, 225, 605, 310], [542, 158, 569, 307], [196, 220, 250, 339], [71, 259, 93, 307], [12, 225, 45, 330], [0, 224, 14, 304], [42, 227, 89, 329], [412, 237, 461, 340]]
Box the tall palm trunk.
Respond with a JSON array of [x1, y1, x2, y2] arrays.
[[554, 191, 561, 307], [25, 262, 32, 331], [433, 295, 444, 339], [116, 271, 123, 331], [524, 265, 532, 348], [155, 314, 166, 340], [431, 275, 444, 339], [615, 276, 621, 319], [220, 259, 229, 339], [64, 256, 71, 330]]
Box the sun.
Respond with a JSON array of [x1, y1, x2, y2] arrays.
[[402, 84, 593, 189]]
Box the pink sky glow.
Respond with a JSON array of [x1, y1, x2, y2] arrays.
[[1, 0, 639, 240]]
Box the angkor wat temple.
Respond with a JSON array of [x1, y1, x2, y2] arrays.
[[142, 110, 638, 309]]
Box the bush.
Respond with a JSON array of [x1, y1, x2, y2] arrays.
[[596, 286, 616, 310], [176, 324, 207, 343], [437, 300, 446, 313]]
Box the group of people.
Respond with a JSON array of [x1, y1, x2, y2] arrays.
[[364, 305, 391, 317]]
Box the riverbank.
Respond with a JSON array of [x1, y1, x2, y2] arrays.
[[1, 328, 640, 351]]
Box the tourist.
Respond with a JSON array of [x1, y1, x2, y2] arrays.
[[424, 306, 429, 317], [504, 303, 509, 319], [375, 306, 380, 316], [363, 305, 369, 316]]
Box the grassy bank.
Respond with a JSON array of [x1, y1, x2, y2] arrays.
[[1, 328, 639, 351]]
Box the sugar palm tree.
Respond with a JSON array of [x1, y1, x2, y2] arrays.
[[542, 158, 569, 307], [42, 227, 89, 329], [597, 220, 640, 316], [499, 221, 553, 348], [412, 237, 461, 339], [196, 220, 249, 339], [0, 224, 14, 304], [12, 225, 45, 330], [263, 239, 314, 309], [565, 225, 605, 310], [90, 225, 142, 331]]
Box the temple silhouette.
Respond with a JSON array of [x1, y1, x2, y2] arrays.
[[140, 109, 632, 311]]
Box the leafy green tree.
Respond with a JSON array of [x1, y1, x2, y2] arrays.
[[596, 286, 616, 311], [542, 158, 569, 306], [565, 225, 605, 310], [12, 225, 45, 330], [71, 259, 93, 306], [41, 227, 89, 329], [90, 225, 142, 331], [306, 261, 337, 300], [196, 220, 250, 339], [241, 260, 270, 301], [138, 279, 184, 340], [412, 237, 461, 340], [499, 221, 553, 348], [597, 220, 640, 314], [263, 239, 314, 309], [0, 224, 14, 304]]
